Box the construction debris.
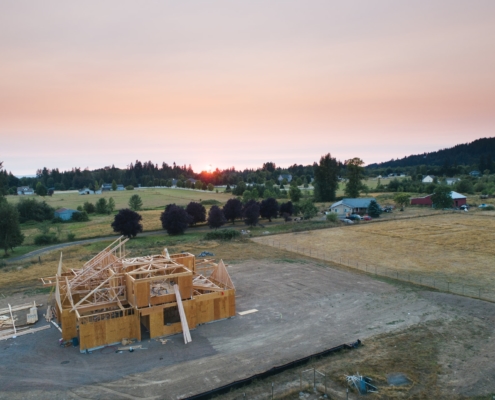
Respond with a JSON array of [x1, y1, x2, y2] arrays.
[[41, 238, 236, 353], [346, 373, 378, 394], [238, 309, 258, 316], [198, 251, 214, 257]]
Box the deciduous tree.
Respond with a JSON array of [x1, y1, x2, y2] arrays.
[[431, 185, 452, 209], [111, 208, 143, 238], [223, 198, 242, 224], [207, 205, 226, 229], [289, 186, 302, 203], [259, 197, 279, 222], [186, 202, 206, 226], [160, 204, 191, 235], [299, 198, 318, 220], [243, 200, 260, 226], [393, 193, 410, 209]]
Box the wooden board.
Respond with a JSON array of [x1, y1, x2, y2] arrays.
[[238, 309, 258, 316]]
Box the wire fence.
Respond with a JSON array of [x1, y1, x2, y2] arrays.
[[257, 238, 495, 303], [225, 368, 330, 400]]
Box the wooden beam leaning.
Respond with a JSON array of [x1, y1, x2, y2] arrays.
[[174, 285, 191, 344]]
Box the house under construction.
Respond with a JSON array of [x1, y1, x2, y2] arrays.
[[41, 237, 236, 352]]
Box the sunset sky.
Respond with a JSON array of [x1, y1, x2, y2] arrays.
[[1, 1, 495, 176]]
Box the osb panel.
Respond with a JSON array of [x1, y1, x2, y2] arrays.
[[79, 313, 140, 350], [61, 309, 78, 341], [178, 275, 193, 300], [150, 293, 175, 306], [125, 276, 135, 307], [135, 281, 150, 308], [172, 254, 195, 273], [147, 299, 197, 338]]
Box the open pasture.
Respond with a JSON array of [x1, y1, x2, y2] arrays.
[[7, 187, 232, 210], [19, 209, 165, 245], [253, 213, 495, 290]]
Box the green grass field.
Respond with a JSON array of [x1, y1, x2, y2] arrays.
[[6, 187, 233, 210]]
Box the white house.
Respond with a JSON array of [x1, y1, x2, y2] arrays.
[[17, 186, 34, 195], [278, 174, 292, 183], [422, 175, 435, 183], [79, 188, 94, 195], [330, 198, 377, 216], [445, 178, 460, 186]]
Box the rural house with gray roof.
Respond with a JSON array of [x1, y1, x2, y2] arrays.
[[329, 198, 377, 216]]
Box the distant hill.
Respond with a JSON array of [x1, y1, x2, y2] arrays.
[[367, 137, 495, 169]]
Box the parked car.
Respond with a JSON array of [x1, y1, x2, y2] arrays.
[[382, 206, 393, 213], [479, 204, 489, 208], [347, 214, 362, 221], [363, 215, 372, 221], [342, 219, 354, 225], [460, 204, 469, 210]]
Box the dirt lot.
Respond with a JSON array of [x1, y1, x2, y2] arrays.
[[253, 212, 495, 290], [1, 257, 495, 399]]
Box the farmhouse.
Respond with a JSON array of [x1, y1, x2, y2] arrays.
[[330, 198, 377, 216], [445, 178, 460, 186], [17, 186, 34, 195], [410, 191, 467, 208], [422, 175, 435, 183], [41, 238, 235, 352], [54, 208, 80, 221], [79, 188, 94, 195], [278, 174, 292, 183]]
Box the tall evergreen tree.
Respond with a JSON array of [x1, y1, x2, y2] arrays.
[[367, 200, 382, 218], [0, 201, 24, 255], [313, 154, 339, 202], [344, 158, 365, 198]]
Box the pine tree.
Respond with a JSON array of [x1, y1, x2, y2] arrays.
[[0, 201, 24, 255], [313, 154, 339, 202], [367, 200, 382, 218], [344, 158, 365, 198]]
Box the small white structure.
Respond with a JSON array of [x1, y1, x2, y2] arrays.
[[17, 186, 34, 195], [445, 178, 460, 186], [422, 175, 435, 183], [79, 188, 94, 195]]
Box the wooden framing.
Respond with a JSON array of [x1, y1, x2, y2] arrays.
[[41, 239, 236, 352]]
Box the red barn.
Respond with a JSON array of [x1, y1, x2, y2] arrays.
[[410, 191, 467, 208]]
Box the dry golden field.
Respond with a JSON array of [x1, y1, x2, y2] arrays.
[[253, 212, 495, 290]]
